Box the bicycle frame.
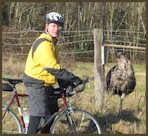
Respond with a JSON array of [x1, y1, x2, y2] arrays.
[[2, 87, 70, 133], [2, 89, 28, 130]]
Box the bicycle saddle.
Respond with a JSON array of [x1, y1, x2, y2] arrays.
[[3, 78, 23, 85]]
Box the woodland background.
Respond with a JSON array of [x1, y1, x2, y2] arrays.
[[2, 2, 146, 32]]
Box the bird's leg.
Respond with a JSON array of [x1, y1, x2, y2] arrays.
[[119, 98, 123, 114], [119, 93, 126, 114], [103, 87, 114, 113]]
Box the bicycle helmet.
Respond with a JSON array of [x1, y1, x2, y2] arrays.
[[45, 12, 64, 26]]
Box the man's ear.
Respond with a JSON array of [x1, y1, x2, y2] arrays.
[[45, 23, 48, 29], [45, 23, 49, 33]]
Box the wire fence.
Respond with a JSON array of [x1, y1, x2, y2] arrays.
[[2, 29, 146, 63]]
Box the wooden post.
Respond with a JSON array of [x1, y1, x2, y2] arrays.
[[94, 29, 105, 107]]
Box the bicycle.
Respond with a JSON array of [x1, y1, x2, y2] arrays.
[[2, 77, 101, 134]]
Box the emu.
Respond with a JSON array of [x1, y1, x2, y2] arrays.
[[106, 51, 136, 113]]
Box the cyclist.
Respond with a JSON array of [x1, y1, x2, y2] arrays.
[[23, 12, 82, 134]]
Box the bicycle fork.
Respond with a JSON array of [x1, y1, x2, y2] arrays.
[[66, 109, 78, 134]]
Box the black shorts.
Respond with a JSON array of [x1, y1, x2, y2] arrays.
[[27, 86, 59, 117]]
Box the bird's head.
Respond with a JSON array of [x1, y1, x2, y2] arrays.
[[115, 50, 126, 58]]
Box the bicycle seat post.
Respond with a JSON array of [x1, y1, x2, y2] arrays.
[[9, 83, 17, 93]]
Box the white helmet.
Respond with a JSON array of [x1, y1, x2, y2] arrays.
[[45, 12, 64, 26]]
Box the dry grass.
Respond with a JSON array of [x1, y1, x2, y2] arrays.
[[2, 56, 26, 78], [2, 59, 146, 134]]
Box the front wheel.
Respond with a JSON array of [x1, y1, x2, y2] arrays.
[[2, 106, 22, 134], [50, 109, 101, 134]]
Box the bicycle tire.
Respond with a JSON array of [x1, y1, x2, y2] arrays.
[[50, 109, 101, 134], [2, 107, 22, 134]]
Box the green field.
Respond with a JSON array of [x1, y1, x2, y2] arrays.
[[2, 60, 146, 134]]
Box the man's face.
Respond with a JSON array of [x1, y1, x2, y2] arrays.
[[46, 23, 62, 38]]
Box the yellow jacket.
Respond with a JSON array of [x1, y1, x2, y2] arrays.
[[23, 33, 61, 87]]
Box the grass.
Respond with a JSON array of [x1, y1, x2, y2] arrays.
[[2, 59, 146, 134]]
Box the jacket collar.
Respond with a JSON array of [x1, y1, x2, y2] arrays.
[[43, 32, 58, 45]]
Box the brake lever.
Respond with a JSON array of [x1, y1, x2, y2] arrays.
[[66, 86, 76, 95]]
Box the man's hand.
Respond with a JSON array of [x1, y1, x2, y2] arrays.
[[73, 77, 82, 86]]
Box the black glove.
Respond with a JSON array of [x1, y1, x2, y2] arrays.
[[73, 77, 82, 86], [58, 79, 72, 89]]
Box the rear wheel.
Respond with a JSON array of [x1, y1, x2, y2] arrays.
[[2, 107, 22, 134], [51, 109, 101, 134]]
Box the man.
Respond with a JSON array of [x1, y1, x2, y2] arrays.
[[23, 12, 82, 134]]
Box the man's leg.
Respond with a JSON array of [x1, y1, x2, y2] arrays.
[[27, 116, 40, 134], [27, 86, 52, 134], [41, 102, 59, 133], [41, 87, 59, 134]]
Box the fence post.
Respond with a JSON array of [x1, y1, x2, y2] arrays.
[[93, 29, 105, 107]]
